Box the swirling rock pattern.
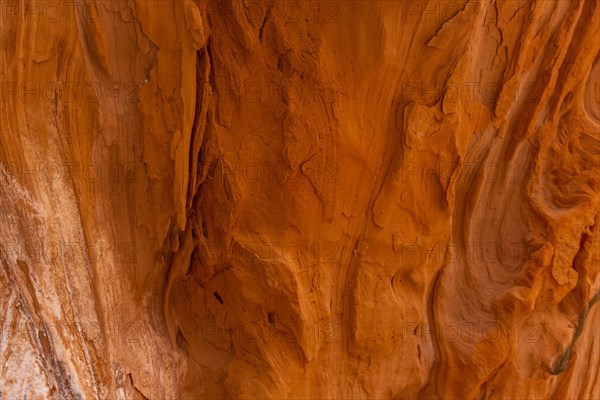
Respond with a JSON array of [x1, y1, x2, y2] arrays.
[[0, 0, 598, 398]]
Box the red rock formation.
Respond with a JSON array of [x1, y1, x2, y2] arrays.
[[1, 0, 599, 398]]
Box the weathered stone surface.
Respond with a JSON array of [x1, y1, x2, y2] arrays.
[[0, 0, 599, 398]]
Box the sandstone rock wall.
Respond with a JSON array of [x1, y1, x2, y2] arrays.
[[0, 0, 599, 398]]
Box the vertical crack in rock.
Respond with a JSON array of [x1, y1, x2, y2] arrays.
[[551, 291, 600, 376]]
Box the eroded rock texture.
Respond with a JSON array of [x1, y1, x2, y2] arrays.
[[1, 0, 599, 398]]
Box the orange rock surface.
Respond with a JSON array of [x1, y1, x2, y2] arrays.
[[1, 0, 599, 398]]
